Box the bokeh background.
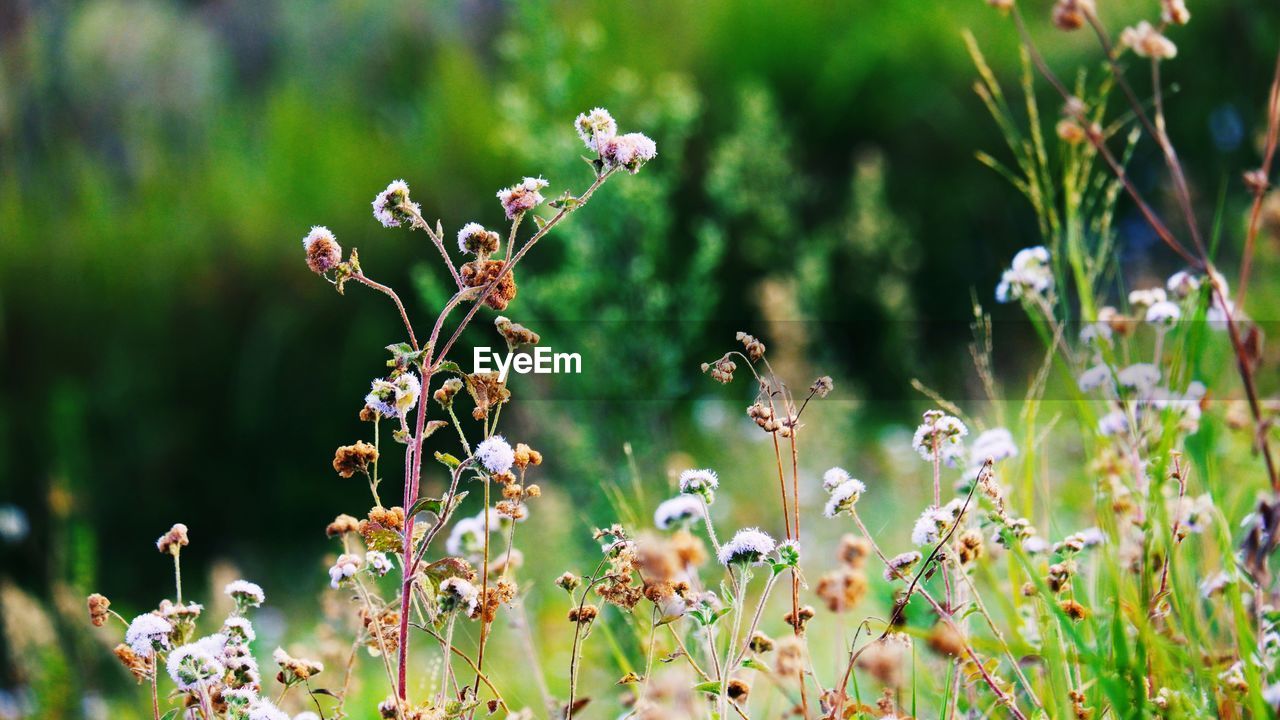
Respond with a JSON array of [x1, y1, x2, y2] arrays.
[[3, 0, 1280, 716]]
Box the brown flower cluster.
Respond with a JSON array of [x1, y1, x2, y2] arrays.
[[480, 578, 517, 623], [465, 372, 511, 421], [156, 523, 189, 555], [815, 535, 871, 614], [332, 440, 378, 478], [87, 593, 111, 627], [461, 260, 518, 311], [495, 316, 540, 347]]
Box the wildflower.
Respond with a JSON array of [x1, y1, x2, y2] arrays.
[[325, 513, 360, 537], [702, 355, 737, 384], [653, 495, 704, 530], [1077, 364, 1113, 392], [223, 616, 255, 644], [567, 604, 598, 624], [87, 593, 111, 627], [1121, 21, 1177, 60], [783, 604, 816, 632], [855, 635, 908, 687], [995, 246, 1053, 303], [1051, 0, 1093, 31], [365, 372, 421, 418], [1166, 270, 1201, 298], [736, 331, 767, 361], [366, 551, 393, 576], [248, 700, 290, 720], [159, 600, 203, 620], [1079, 321, 1112, 346], [1200, 571, 1233, 598], [822, 467, 852, 492], [434, 377, 464, 407], [968, 427, 1018, 466], [823, 478, 866, 518], [574, 107, 617, 151], [497, 177, 548, 219], [816, 568, 868, 612], [125, 614, 173, 656], [460, 259, 519, 310], [513, 442, 543, 470], [1220, 662, 1248, 693], [555, 572, 581, 592], [332, 440, 378, 478], [476, 435, 515, 475], [811, 376, 834, 398], [1022, 536, 1050, 554], [166, 639, 225, 691], [371, 179, 419, 228], [457, 222, 501, 256], [225, 580, 266, 609], [446, 510, 499, 557], [328, 554, 362, 589], [1059, 599, 1089, 620], [222, 687, 258, 710], [273, 647, 324, 683], [678, 468, 719, 503], [717, 527, 776, 566], [1145, 300, 1181, 326], [156, 523, 189, 554], [600, 133, 658, 174], [378, 698, 398, 719], [912, 411, 968, 466], [1117, 363, 1161, 393], [302, 226, 342, 274], [439, 577, 480, 617], [1128, 287, 1167, 308], [1172, 494, 1215, 535], [367, 505, 405, 532], [1097, 410, 1128, 436], [910, 506, 953, 547]]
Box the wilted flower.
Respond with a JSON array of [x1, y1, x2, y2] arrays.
[[995, 246, 1053, 303], [1162, 0, 1190, 24], [717, 528, 776, 566], [476, 435, 516, 475], [439, 577, 480, 616], [332, 440, 378, 478], [823, 478, 866, 518], [1051, 0, 1093, 31], [600, 133, 657, 174], [457, 222, 501, 256], [372, 179, 420, 228], [125, 614, 173, 656], [302, 226, 342, 274], [574, 107, 617, 151], [156, 523, 189, 554], [497, 177, 549, 219], [1121, 21, 1177, 60], [87, 593, 111, 627], [654, 495, 704, 530]]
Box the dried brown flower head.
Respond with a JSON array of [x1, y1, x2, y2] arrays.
[[326, 513, 361, 538], [567, 604, 598, 624], [481, 578, 517, 622], [495, 316, 541, 347], [359, 405, 379, 423], [926, 621, 966, 657], [773, 635, 808, 678], [1060, 599, 1089, 621], [1051, 0, 1092, 31], [1056, 118, 1086, 144], [87, 593, 111, 627], [332, 440, 378, 478], [748, 632, 774, 653], [513, 443, 543, 470], [727, 678, 751, 704], [735, 331, 766, 361], [113, 643, 151, 682], [367, 505, 406, 533], [701, 355, 737, 384], [465, 372, 511, 421], [816, 569, 868, 613], [274, 646, 325, 683], [784, 604, 816, 633], [838, 534, 872, 569], [556, 572, 582, 592], [957, 529, 985, 565], [303, 227, 342, 275], [670, 529, 708, 568], [433, 377, 464, 408], [856, 635, 910, 688], [461, 259, 518, 311], [810, 375, 834, 398]]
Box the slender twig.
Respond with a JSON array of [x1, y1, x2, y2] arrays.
[[350, 273, 419, 351], [1240, 47, 1280, 306]]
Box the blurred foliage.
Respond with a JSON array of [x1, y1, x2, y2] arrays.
[[2, 0, 1280, 715]]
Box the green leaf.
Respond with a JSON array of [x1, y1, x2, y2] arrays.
[[424, 557, 476, 582], [435, 451, 462, 469], [434, 360, 464, 375], [742, 658, 769, 672], [693, 681, 723, 695], [407, 491, 469, 518], [364, 529, 402, 553]]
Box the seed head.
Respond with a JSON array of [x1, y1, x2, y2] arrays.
[[156, 523, 189, 555], [332, 440, 378, 478], [496, 177, 549, 219], [457, 222, 501, 257], [302, 226, 342, 274], [574, 107, 618, 151]]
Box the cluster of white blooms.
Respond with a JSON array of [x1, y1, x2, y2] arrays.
[[497, 177, 549, 219], [328, 554, 362, 589], [247, 698, 291, 720], [372, 179, 420, 228], [366, 372, 421, 418], [995, 246, 1053, 303], [1077, 364, 1113, 393], [678, 468, 719, 503], [653, 495, 704, 530], [225, 580, 265, 610], [1166, 270, 1201, 298], [475, 435, 515, 475], [910, 505, 955, 547], [125, 613, 173, 656], [222, 616, 255, 644], [967, 428, 1018, 474], [912, 411, 968, 467], [573, 107, 657, 175], [446, 508, 502, 558], [1116, 363, 1161, 394], [884, 551, 922, 581], [366, 550, 393, 576], [717, 527, 777, 566], [822, 468, 866, 519], [439, 577, 480, 616], [1120, 21, 1177, 60], [167, 635, 227, 690]]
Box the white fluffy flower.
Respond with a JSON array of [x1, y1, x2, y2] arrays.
[[912, 412, 967, 467], [371, 179, 419, 228], [125, 614, 173, 656], [1145, 300, 1181, 327], [475, 435, 515, 475], [823, 479, 866, 518], [167, 640, 225, 691], [366, 373, 421, 418], [446, 509, 500, 557], [910, 506, 953, 547], [1166, 270, 1201, 298], [717, 527, 776, 566], [328, 554, 361, 589], [439, 577, 480, 616], [884, 550, 922, 581], [600, 132, 658, 174], [225, 580, 265, 609], [822, 467, 852, 492], [653, 495, 704, 530], [1097, 410, 1129, 437], [223, 616, 256, 644], [1077, 364, 1113, 392], [1121, 21, 1177, 60], [1079, 322, 1112, 346], [497, 177, 549, 219], [366, 551, 393, 576], [995, 246, 1053, 303], [1117, 363, 1161, 392], [969, 428, 1018, 466], [247, 700, 290, 720], [574, 107, 617, 151], [678, 469, 719, 495], [1128, 287, 1167, 308]]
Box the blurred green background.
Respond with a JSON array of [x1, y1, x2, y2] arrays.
[[2, 0, 1280, 715]]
